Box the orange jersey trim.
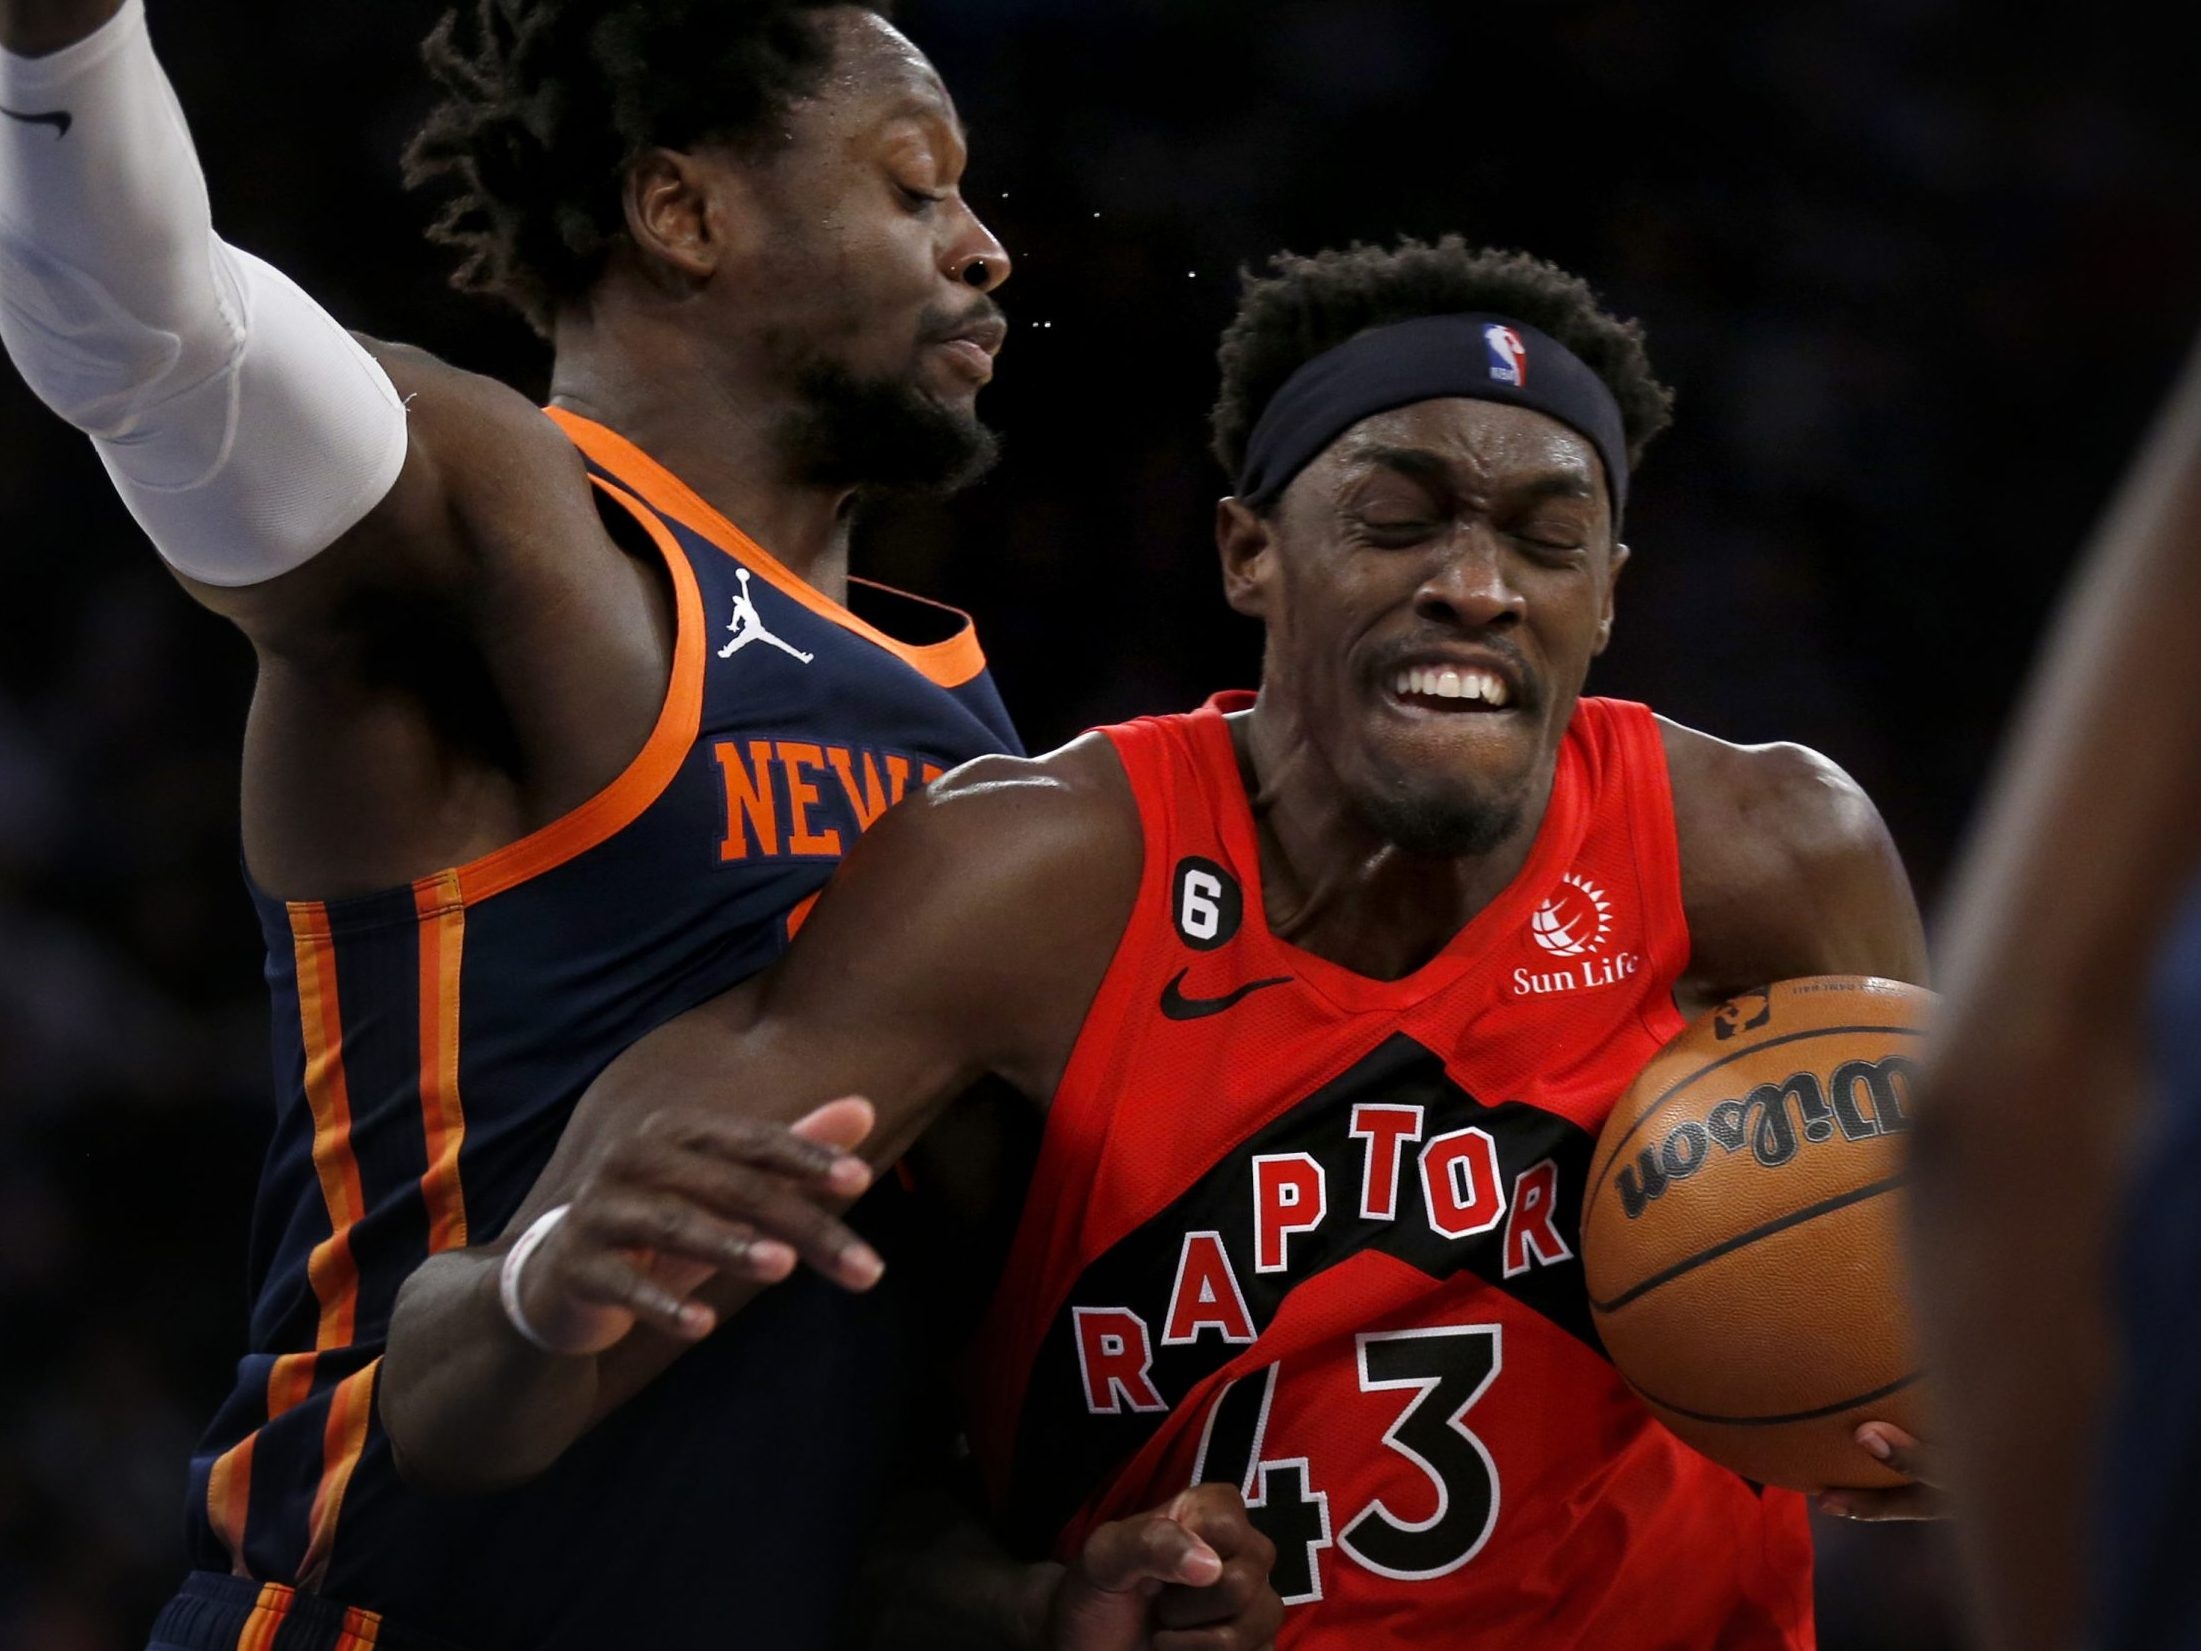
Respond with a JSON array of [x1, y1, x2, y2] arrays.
[[299, 1361, 379, 1592], [234, 1582, 294, 1651], [542, 406, 988, 690], [365, 475, 712, 909], [413, 871, 469, 1251], [292, 905, 367, 1351]]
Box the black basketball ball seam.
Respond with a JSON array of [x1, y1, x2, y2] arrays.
[[1587, 1173, 1906, 1313], [1587, 1023, 1925, 1202], [1625, 1368, 1923, 1429]]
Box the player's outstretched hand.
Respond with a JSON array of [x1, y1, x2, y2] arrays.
[[1814, 1423, 1946, 1521], [1046, 1482, 1282, 1651], [512, 1097, 882, 1354]]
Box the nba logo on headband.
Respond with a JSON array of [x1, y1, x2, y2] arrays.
[[1484, 323, 1527, 386]]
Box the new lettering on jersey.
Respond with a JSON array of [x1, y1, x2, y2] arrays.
[[969, 694, 1813, 1649]]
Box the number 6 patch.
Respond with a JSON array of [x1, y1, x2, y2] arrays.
[[1172, 856, 1243, 951]]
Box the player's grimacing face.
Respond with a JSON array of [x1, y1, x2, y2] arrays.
[[731, 11, 1009, 409], [1230, 399, 1627, 856]]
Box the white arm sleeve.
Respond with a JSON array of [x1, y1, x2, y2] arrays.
[[0, 0, 408, 586]]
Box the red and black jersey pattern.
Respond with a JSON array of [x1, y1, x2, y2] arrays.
[[968, 693, 1815, 1649], [999, 1031, 1600, 1545]]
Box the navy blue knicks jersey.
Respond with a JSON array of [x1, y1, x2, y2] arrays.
[[164, 410, 1019, 1651]]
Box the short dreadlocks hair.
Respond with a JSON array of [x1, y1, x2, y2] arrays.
[[404, 0, 891, 335], [1211, 237, 1674, 504]]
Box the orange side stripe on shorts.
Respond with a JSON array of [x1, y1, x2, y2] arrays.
[[205, 1431, 257, 1575], [334, 1603, 384, 1648], [266, 1349, 318, 1418], [298, 1360, 379, 1592], [233, 1581, 293, 1651], [293, 905, 367, 1350], [203, 1332, 325, 1572], [413, 872, 470, 1253]]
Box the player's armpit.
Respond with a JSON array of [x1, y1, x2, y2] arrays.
[[1664, 720, 1928, 1013]]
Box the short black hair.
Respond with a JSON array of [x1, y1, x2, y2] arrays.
[[1211, 236, 1674, 503], [404, 0, 891, 336]]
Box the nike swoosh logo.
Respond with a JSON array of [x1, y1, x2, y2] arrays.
[[1159, 970, 1292, 1021], [1, 105, 71, 136]]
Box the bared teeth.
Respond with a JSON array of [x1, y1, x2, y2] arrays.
[[1390, 665, 1513, 708]]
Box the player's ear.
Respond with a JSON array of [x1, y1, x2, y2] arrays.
[[1593, 539, 1630, 656], [623, 148, 754, 287], [1217, 496, 1275, 620]]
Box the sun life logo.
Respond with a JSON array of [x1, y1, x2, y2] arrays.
[[1529, 873, 1613, 958]]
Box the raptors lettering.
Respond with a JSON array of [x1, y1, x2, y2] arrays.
[[1067, 1047, 1581, 1421]]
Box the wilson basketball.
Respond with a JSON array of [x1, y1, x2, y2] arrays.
[[1580, 975, 1930, 1492]]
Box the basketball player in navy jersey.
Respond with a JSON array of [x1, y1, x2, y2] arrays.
[[1914, 340, 2201, 1651], [0, 1, 1266, 1646], [386, 239, 1941, 1644]]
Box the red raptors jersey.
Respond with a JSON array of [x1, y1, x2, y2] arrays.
[[969, 693, 1813, 1648]]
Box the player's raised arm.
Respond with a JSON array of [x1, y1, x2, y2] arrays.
[[1910, 342, 2201, 1651], [0, 0, 507, 635], [378, 739, 1141, 1493]]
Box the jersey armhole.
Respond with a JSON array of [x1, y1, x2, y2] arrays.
[[252, 472, 706, 932]]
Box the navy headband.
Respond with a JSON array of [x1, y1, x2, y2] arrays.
[[1236, 312, 1631, 520]]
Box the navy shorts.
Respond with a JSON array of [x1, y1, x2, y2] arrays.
[[147, 1573, 466, 1651]]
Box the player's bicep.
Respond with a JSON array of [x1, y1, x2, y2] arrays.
[[1719, 748, 1929, 988], [1680, 734, 1928, 1002], [1814, 798, 1928, 984]]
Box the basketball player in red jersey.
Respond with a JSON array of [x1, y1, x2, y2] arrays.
[[0, 1, 1267, 1647], [385, 237, 1939, 1644]]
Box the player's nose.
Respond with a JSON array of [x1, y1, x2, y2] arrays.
[[1414, 530, 1525, 629], [948, 205, 1012, 293]]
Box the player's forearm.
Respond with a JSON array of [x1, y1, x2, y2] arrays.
[[381, 1246, 606, 1496], [1913, 338, 2201, 1651], [0, 0, 120, 54]]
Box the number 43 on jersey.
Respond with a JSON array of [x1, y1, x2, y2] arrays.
[[1190, 1322, 1503, 1604]]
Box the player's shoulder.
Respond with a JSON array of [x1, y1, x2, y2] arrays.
[[319, 334, 601, 595], [1657, 714, 1926, 1002], [785, 733, 1144, 1025], [892, 730, 1140, 874], [204, 336, 593, 651], [1657, 714, 1887, 879], [353, 333, 583, 478]]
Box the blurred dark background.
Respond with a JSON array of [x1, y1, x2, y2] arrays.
[[3, 0, 2198, 1644]]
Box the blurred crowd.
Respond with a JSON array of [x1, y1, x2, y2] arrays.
[[2, 0, 2196, 1644]]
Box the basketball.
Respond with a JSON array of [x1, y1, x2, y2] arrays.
[[1580, 976, 1931, 1493]]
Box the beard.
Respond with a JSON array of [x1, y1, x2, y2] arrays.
[[776, 340, 1000, 500], [1347, 770, 1532, 859]]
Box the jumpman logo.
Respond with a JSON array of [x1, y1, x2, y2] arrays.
[[718, 567, 814, 663]]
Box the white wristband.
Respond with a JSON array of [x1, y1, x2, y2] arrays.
[[498, 1203, 574, 1353]]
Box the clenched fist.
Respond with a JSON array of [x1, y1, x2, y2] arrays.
[[1045, 1482, 1283, 1651]]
